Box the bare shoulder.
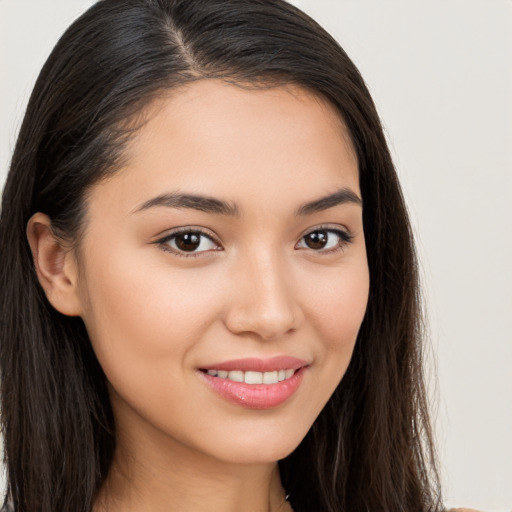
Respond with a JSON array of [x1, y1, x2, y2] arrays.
[[447, 508, 482, 512]]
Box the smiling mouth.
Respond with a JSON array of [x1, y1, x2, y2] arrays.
[[199, 368, 297, 385], [198, 365, 307, 409]]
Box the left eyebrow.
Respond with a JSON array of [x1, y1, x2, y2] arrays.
[[295, 187, 362, 216]]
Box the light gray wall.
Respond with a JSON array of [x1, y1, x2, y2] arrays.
[[1, 1, 511, 510]]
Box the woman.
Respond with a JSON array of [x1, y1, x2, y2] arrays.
[[0, 0, 459, 510]]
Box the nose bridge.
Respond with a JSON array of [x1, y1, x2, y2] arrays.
[[224, 245, 302, 340]]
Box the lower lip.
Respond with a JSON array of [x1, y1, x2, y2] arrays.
[[198, 367, 306, 409]]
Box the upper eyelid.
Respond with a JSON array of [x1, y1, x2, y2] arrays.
[[156, 226, 220, 243], [299, 224, 353, 240], [155, 224, 351, 241]]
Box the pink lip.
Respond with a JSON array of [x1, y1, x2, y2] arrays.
[[197, 356, 309, 410]]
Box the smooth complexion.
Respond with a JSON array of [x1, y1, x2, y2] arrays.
[[28, 81, 369, 512]]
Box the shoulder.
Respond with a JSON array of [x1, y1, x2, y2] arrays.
[[447, 509, 482, 512]]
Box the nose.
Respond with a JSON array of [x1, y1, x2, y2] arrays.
[[223, 250, 304, 341]]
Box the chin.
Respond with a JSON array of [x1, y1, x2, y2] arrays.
[[206, 424, 309, 466]]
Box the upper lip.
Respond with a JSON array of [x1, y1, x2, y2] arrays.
[[199, 356, 309, 373]]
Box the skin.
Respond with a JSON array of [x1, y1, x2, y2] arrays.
[[28, 81, 369, 512]]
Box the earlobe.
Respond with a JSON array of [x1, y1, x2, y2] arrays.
[[26, 213, 83, 317]]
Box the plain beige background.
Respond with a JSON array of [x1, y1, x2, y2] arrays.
[[1, 1, 511, 510]]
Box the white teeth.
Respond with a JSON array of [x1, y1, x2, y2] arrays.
[[244, 371, 263, 384], [227, 370, 244, 382], [204, 368, 296, 384], [263, 370, 279, 384]]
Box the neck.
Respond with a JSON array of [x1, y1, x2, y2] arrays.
[[94, 413, 291, 512]]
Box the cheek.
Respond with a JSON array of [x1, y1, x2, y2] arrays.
[[304, 258, 369, 374], [78, 245, 223, 377], [323, 275, 368, 344], [77, 251, 229, 427]]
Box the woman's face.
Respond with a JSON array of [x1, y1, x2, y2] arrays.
[[75, 81, 369, 465]]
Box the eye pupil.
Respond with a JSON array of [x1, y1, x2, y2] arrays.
[[305, 231, 328, 249], [175, 233, 201, 251]]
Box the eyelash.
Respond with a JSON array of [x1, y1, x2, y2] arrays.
[[155, 227, 220, 258], [155, 226, 353, 258]]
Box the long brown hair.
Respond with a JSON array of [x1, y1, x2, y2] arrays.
[[0, 0, 442, 510]]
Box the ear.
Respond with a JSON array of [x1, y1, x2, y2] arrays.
[[26, 213, 83, 316]]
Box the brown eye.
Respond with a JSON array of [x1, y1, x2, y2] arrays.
[[174, 233, 201, 252], [159, 230, 220, 256], [304, 231, 329, 249], [296, 228, 352, 252]]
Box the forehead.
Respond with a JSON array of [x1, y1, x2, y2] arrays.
[[88, 80, 359, 216], [137, 80, 354, 154]]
